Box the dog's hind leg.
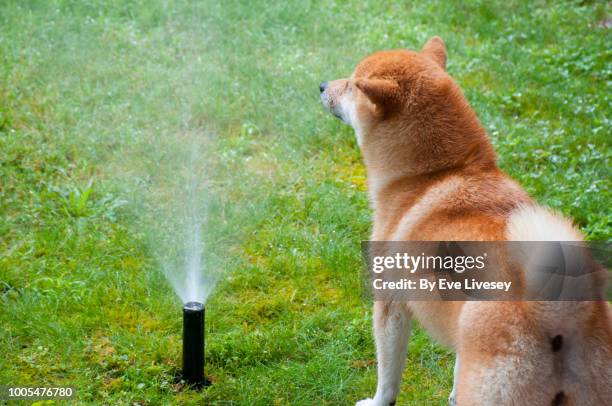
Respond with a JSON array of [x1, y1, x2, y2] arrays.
[[455, 302, 557, 406], [356, 301, 411, 406]]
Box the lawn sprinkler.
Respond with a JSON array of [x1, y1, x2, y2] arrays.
[[182, 301, 210, 387]]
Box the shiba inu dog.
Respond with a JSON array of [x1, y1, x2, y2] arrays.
[[319, 37, 611, 405]]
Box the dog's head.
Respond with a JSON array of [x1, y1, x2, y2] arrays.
[[320, 37, 494, 176]]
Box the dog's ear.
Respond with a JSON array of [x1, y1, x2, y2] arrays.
[[354, 78, 400, 114], [421, 36, 447, 70]]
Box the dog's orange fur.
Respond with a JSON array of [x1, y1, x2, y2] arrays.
[[320, 37, 611, 405]]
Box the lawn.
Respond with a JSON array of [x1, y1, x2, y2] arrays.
[[0, 0, 610, 405]]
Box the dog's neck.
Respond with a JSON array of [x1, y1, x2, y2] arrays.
[[360, 91, 498, 239], [366, 167, 458, 240]]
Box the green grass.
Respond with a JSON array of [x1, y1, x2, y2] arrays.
[[0, 0, 610, 404]]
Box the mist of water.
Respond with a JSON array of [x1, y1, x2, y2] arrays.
[[159, 141, 218, 304], [76, 6, 227, 305], [116, 125, 223, 306], [11, 0, 229, 306]]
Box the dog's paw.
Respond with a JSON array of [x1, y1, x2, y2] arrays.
[[448, 392, 457, 406], [356, 399, 395, 406], [356, 399, 380, 406]]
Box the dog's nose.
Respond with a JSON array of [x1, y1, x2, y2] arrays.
[[319, 81, 328, 93]]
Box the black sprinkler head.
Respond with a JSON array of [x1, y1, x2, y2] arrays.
[[182, 301, 210, 387]]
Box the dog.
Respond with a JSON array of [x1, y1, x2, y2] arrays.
[[319, 37, 611, 405]]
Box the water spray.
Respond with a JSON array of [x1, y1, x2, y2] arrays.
[[182, 301, 210, 387]]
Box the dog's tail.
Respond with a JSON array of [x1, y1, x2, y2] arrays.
[[506, 204, 607, 303], [507, 203, 583, 242]]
